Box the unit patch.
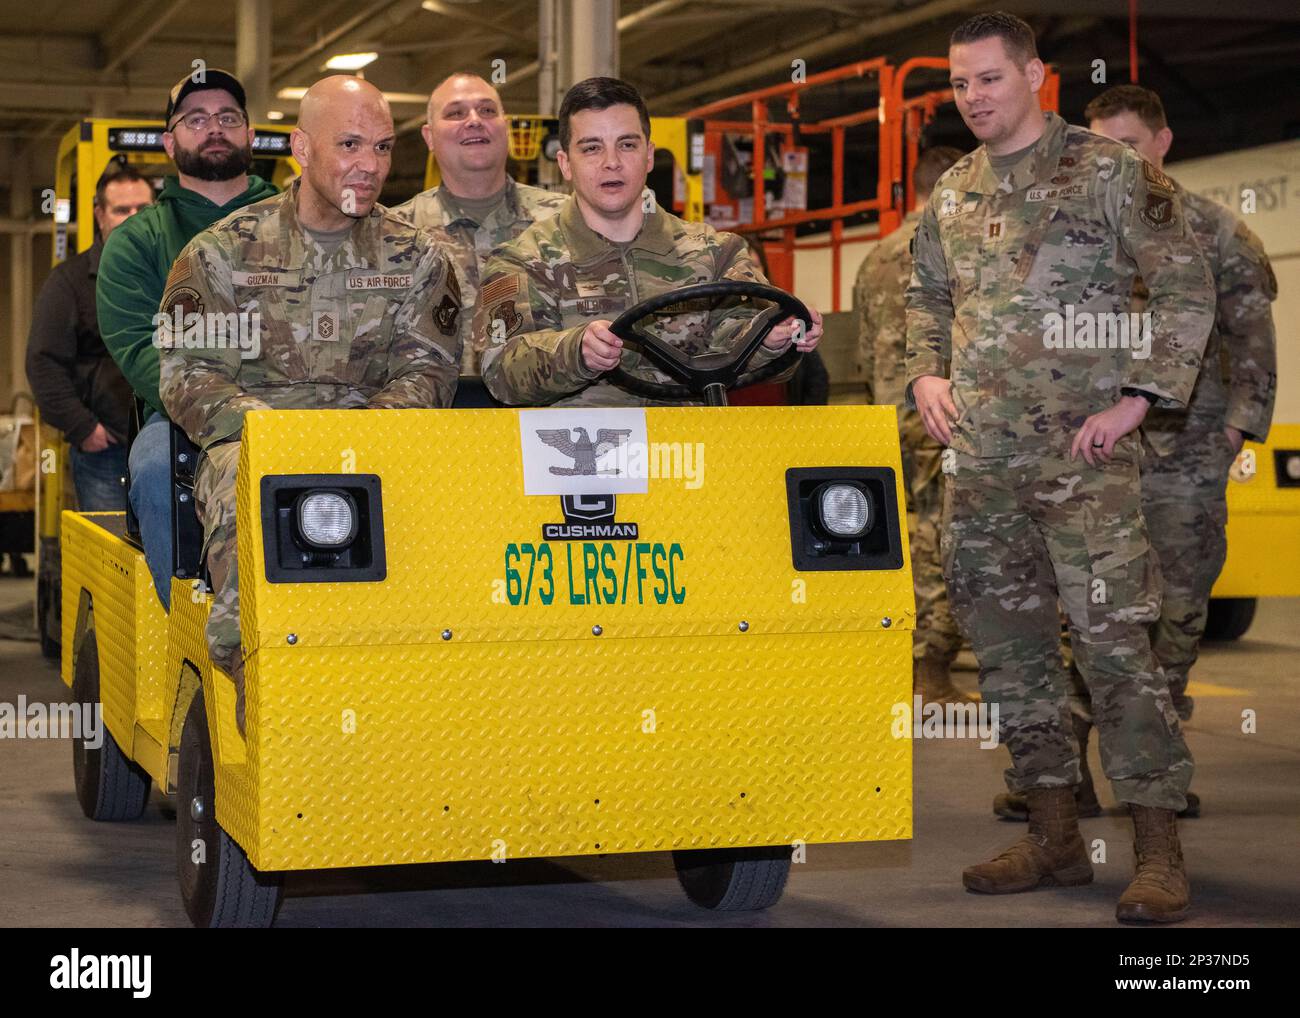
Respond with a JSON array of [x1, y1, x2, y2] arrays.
[[434, 295, 460, 337]]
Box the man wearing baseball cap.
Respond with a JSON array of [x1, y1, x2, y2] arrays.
[[98, 68, 279, 610]]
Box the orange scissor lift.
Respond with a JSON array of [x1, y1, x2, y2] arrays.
[[686, 57, 1061, 315]]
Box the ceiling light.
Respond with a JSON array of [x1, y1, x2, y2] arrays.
[[324, 51, 378, 71]]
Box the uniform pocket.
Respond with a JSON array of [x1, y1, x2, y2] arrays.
[[1081, 530, 1162, 637]]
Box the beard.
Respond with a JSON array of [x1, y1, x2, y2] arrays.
[[172, 138, 253, 182]]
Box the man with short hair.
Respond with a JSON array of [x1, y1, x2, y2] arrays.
[[906, 12, 1215, 922], [27, 164, 153, 509], [854, 145, 966, 705], [992, 84, 1276, 822], [98, 68, 278, 608], [159, 76, 462, 733], [478, 76, 822, 407], [391, 72, 565, 378]]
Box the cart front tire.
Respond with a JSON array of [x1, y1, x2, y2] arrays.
[[673, 845, 791, 911], [71, 630, 149, 821], [176, 691, 282, 928]]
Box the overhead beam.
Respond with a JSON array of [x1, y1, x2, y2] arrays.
[[647, 0, 979, 110]]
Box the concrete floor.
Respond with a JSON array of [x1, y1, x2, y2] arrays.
[[1, 570, 1296, 928]]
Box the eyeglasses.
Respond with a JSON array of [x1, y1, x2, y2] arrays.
[[169, 111, 247, 133]]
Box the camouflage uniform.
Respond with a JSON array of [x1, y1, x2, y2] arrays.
[[391, 178, 566, 376], [1068, 187, 1278, 727], [477, 195, 790, 407], [158, 180, 462, 725], [905, 112, 1216, 810], [854, 210, 961, 666]]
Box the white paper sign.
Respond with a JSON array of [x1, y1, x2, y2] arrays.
[[518, 408, 650, 495]]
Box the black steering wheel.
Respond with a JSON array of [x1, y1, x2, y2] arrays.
[[605, 281, 809, 406]]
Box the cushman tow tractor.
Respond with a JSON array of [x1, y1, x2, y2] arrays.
[[61, 282, 913, 927]]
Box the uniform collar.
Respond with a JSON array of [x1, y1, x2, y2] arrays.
[[280, 177, 384, 269], [559, 194, 676, 264], [436, 176, 520, 227], [953, 110, 1069, 195]]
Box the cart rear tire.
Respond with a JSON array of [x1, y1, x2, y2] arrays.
[[1203, 597, 1256, 641], [71, 631, 149, 821], [176, 691, 282, 928], [672, 845, 791, 911]]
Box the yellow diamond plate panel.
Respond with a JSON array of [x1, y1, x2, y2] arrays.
[[59, 511, 169, 770], [235, 406, 915, 653], [241, 632, 911, 871]]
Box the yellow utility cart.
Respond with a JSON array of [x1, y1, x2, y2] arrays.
[[60, 283, 914, 926]]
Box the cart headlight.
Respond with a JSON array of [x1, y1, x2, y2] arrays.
[[1280, 451, 1300, 485], [261, 474, 386, 583], [786, 467, 903, 572], [817, 483, 871, 538], [296, 491, 357, 548]]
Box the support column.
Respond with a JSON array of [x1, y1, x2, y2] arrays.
[[560, 0, 619, 90], [8, 140, 33, 406], [236, 0, 272, 124]]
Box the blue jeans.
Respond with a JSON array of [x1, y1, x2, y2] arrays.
[[69, 444, 128, 511], [128, 412, 174, 610]]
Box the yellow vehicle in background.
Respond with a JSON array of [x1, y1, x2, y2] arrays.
[[35, 118, 299, 659], [423, 113, 705, 222], [60, 283, 913, 926]]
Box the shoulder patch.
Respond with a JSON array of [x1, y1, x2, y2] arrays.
[[1138, 191, 1176, 231], [434, 294, 460, 338]]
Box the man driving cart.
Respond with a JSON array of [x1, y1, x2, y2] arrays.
[[477, 77, 823, 407]]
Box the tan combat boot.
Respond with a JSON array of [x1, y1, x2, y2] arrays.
[[1116, 805, 1190, 923], [915, 656, 977, 705], [963, 787, 1094, 894], [992, 714, 1102, 819]]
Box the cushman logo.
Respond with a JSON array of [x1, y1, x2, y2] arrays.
[[543, 493, 639, 541], [49, 949, 151, 998]]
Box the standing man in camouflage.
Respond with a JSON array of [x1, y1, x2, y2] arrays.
[[392, 72, 566, 383], [159, 76, 462, 732], [478, 77, 822, 407], [906, 13, 1215, 922], [855, 145, 967, 705], [995, 87, 1279, 825]]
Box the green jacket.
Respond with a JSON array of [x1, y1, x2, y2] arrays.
[[97, 174, 278, 415]]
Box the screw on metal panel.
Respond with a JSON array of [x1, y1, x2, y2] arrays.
[[190, 795, 204, 821], [286, 633, 298, 645], [881, 617, 892, 628], [441, 629, 452, 641], [592, 625, 603, 636], [738, 621, 749, 632]]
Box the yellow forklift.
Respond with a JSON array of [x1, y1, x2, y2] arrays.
[[422, 114, 705, 222], [35, 118, 299, 659]]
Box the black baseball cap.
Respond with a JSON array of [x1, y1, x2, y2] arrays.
[[164, 68, 247, 127]]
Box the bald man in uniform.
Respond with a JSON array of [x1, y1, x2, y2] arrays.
[[159, 76, 462, 732], [392, 72, 565, 378]]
